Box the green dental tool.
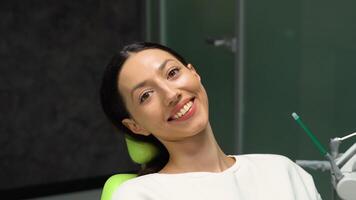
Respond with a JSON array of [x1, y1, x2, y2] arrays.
[[291, 112, 344, 181], [291, 112, 327, 156]]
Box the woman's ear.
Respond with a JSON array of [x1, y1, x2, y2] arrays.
[[187, 63, 201, 81], [122, 118, 150, 136]]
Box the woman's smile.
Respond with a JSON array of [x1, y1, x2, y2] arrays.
[[168, 97, 197, 122]]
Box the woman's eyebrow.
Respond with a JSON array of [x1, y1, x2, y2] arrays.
[[130, 58, 175, 100], [158, 58, 174, 71]]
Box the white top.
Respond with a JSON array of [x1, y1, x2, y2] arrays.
[[112, 154, 322, 200]]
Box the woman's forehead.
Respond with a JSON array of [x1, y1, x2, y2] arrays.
[[125, 49, 176, 69]]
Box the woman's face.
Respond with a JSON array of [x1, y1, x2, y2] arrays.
[[118, 49, 209, 142]]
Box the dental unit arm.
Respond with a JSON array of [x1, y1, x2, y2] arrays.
[[292, 113, 356, 200]]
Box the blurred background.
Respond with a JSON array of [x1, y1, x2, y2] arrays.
[[1, 0, 355, 199]]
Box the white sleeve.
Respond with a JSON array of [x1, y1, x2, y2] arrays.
[[292, 160, 323, 200]]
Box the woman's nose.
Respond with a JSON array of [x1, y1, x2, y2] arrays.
[[162, 85, 181, 107], [166, 91, 181, 107]]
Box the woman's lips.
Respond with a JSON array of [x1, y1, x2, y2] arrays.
[[168, 98, 196, 122]]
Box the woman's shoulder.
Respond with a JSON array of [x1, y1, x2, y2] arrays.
[[232, 154, 321, 199], [235, 153, 314, 180], [235, 153, 295, 164], [234, 153, 302, 172]]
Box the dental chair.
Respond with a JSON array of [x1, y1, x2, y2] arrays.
[[100, 135, 158, 200]]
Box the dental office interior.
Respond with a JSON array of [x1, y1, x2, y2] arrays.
[[1, 0, 355, 200]]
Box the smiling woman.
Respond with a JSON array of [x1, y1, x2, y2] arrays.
[[118, 48, 209, 144], [99, 42, 322, 200]]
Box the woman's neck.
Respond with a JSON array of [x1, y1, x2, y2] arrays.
[[159, 123, 234, 174]]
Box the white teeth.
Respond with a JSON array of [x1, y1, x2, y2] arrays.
[[173, 101, 193, 120]]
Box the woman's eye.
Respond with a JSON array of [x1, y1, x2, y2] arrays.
[[139, 91, 151, 103], [167, 68, 180, 79]]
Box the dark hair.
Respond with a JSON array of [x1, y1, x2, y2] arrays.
[[100, 42, 188, 175]]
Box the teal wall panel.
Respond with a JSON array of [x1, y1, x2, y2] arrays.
[[244, 0, 356, 199]]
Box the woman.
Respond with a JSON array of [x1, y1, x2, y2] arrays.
[[100, 42, 322, 200]]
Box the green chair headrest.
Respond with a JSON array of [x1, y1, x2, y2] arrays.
[[125, 134, 159, 164]]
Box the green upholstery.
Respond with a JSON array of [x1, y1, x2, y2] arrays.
[[125, 134, 159, 165], [100, 134, 159, 200]]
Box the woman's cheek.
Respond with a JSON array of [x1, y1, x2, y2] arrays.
[[177, 73, 200, 89], [140, 101, 162, 123]]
